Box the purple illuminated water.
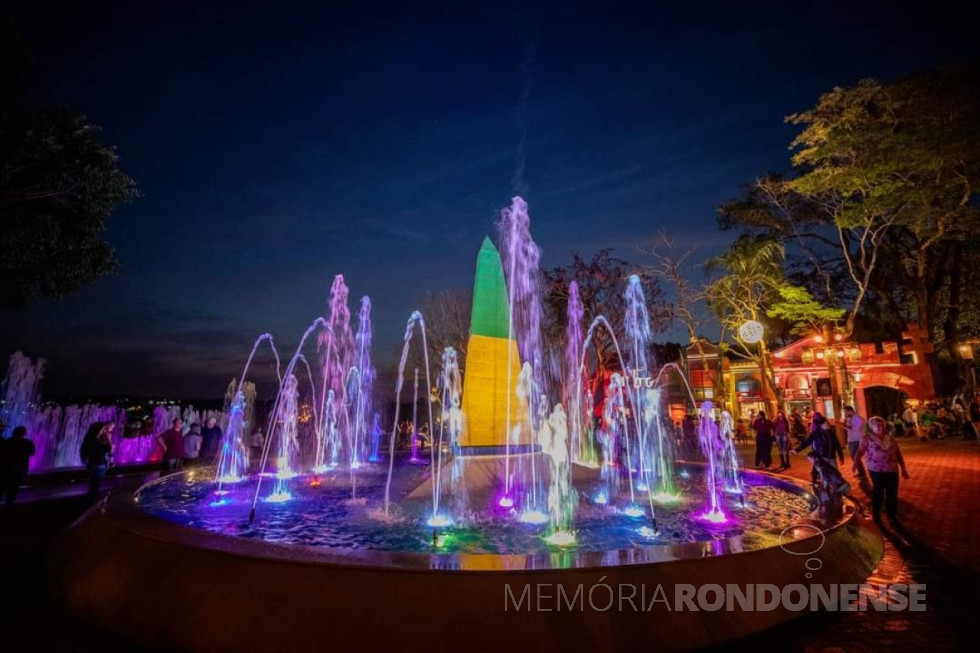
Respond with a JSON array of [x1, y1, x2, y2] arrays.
[[496, 196, 546, 508], [565, 281, 591, 465], [319, 276, 355, 466], [137, 463, 811, 555], [697, 401, 726, 522]]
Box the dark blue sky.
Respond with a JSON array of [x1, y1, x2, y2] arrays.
[[3, 0, 975, 399]]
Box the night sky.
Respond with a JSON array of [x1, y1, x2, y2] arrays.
[[2, 0, 975, 400]]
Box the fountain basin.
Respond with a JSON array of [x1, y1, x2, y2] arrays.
[[49, 466, 882, 651]]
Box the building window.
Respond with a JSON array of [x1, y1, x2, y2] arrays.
[[735, 375, 761, 394], [788, 375, 809, 391]]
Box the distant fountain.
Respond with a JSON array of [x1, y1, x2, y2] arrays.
[[368, 413, 382, 463], [1, 351, 44, 440]]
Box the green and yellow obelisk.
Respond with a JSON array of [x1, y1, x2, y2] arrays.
[[460, 237, 527, 454]]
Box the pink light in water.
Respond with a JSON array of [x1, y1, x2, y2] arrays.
[[498, 496, 514, 508], [698, 509, 728, 524]]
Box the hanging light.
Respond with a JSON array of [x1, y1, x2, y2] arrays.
[[738, 320, 765, 344]]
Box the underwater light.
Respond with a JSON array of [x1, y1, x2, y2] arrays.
[[518, 510, 549, 525], [544, 531, 576, 546], [265, 492, 293, 504], [623, 505, 645, 518], [699, 509, 727, 524], [427, 514, 452, 528]]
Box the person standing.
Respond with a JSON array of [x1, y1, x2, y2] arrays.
[[200, 417, 223, 463], [854, 416, 910, 525], [183, 423, 202, 468], [0, 426, 35, 506], [969, 397, 980, 440], [752, 411, 774, 469], [774, 410, 791, 468], [80, 421, 114, 498], [156, 418, 185, 475], [844, 406, 867, 480], [249, 427, 265, 466]]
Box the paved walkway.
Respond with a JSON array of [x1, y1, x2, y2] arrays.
[[728, 437, 978, 651]]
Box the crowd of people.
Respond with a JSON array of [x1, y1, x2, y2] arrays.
[[0, 416, 231, 507], [671, 400, 925, 525]]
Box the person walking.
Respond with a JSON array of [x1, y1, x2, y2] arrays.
[[844, 406, 867, 480], [752, 411, 774, 469], [80, 421, 114, 498], [183, 423, 202, 468], [156, 418, 185, 475], [792, 412, 845, 488], [854, 416, 910, 525], [774, 410, 791, 468], [969, 397, 980, 441], [0, 426, 36, 507]]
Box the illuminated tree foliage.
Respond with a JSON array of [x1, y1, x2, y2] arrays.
[[719, 64, 980, 392]]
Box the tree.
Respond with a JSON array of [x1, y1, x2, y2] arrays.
[[789, 65, 980, 391], [642, 232, 728, 406], [1, 24, 139, 308], [719, 65, 980, 393], [542, 249, 669, 373], [411, 287, 472, 379], [704, 237, 793, 414], [767, 286, 846, 336]]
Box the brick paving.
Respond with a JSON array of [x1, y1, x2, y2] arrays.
[[727, 437, 979, 651]]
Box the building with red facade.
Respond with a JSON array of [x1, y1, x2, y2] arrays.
[[678, 325, 937, 421]]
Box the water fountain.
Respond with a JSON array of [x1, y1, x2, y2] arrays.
[[53, 196, 882, 651]]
